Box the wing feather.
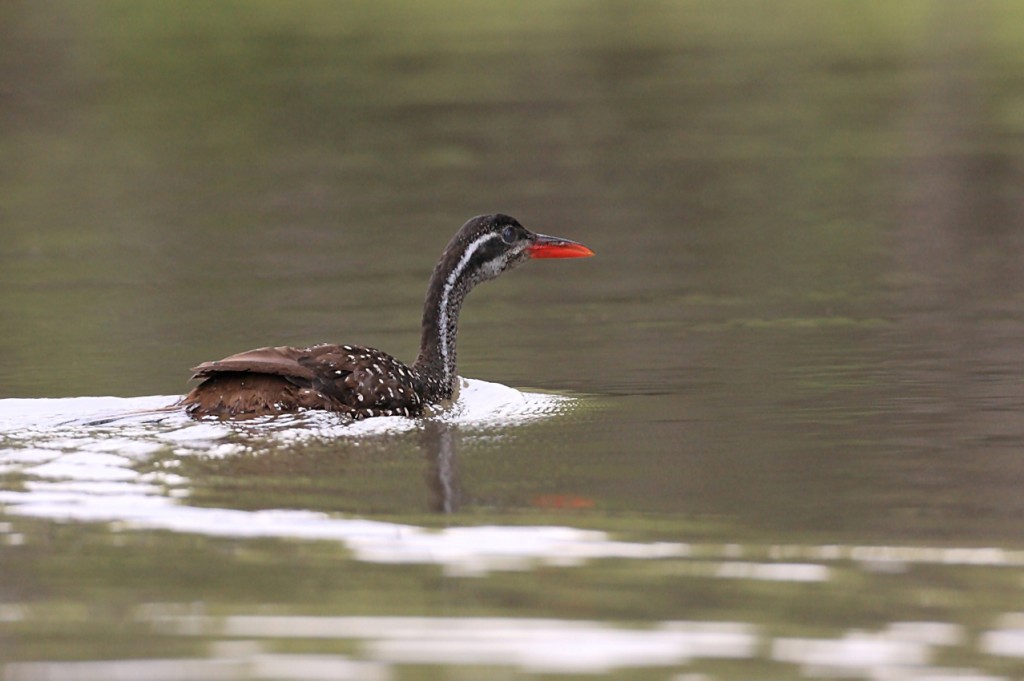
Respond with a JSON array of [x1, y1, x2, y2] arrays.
[[190, 346, 318, 382]]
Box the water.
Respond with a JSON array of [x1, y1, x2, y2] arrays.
[[4, 1, 1024, 678]]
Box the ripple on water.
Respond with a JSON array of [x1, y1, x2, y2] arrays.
[[0, 380, 663, 577]]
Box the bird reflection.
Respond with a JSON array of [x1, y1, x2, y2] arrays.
[[420, 420, 461, 513]]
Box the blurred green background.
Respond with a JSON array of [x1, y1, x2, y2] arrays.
[[5, 0, 1021, 400]]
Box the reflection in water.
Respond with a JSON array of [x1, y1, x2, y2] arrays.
[[981, 614, 1024, 659], [421, 419, 460, 513], [3, 652, 388, 681], [0, 390, 691, 578], [3, 394, 1024, 677], [164, 615, 759, 673], [6, 611, 1011, 680]]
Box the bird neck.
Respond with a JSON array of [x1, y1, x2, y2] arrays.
[[412, 251, 471, 402]]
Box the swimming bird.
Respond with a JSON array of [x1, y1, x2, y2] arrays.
[[179, 214, 593, 419]]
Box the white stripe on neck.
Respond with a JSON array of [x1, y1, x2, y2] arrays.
[[437, 232, 500, 383]]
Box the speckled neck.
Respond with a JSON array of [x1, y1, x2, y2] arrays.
[[412, 231, 500, 401]]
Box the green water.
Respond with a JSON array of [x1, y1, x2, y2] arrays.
[[4, 1, 1024, 678]]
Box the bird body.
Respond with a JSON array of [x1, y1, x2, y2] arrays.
[[183, 344, 425, 419], [180, 214, 592, 420]]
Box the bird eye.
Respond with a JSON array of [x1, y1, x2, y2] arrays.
[[501, 225, 517, 244]]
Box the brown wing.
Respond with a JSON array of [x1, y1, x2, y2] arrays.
[[182, 345, 338, 418], [190, 345, 318, 382]]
